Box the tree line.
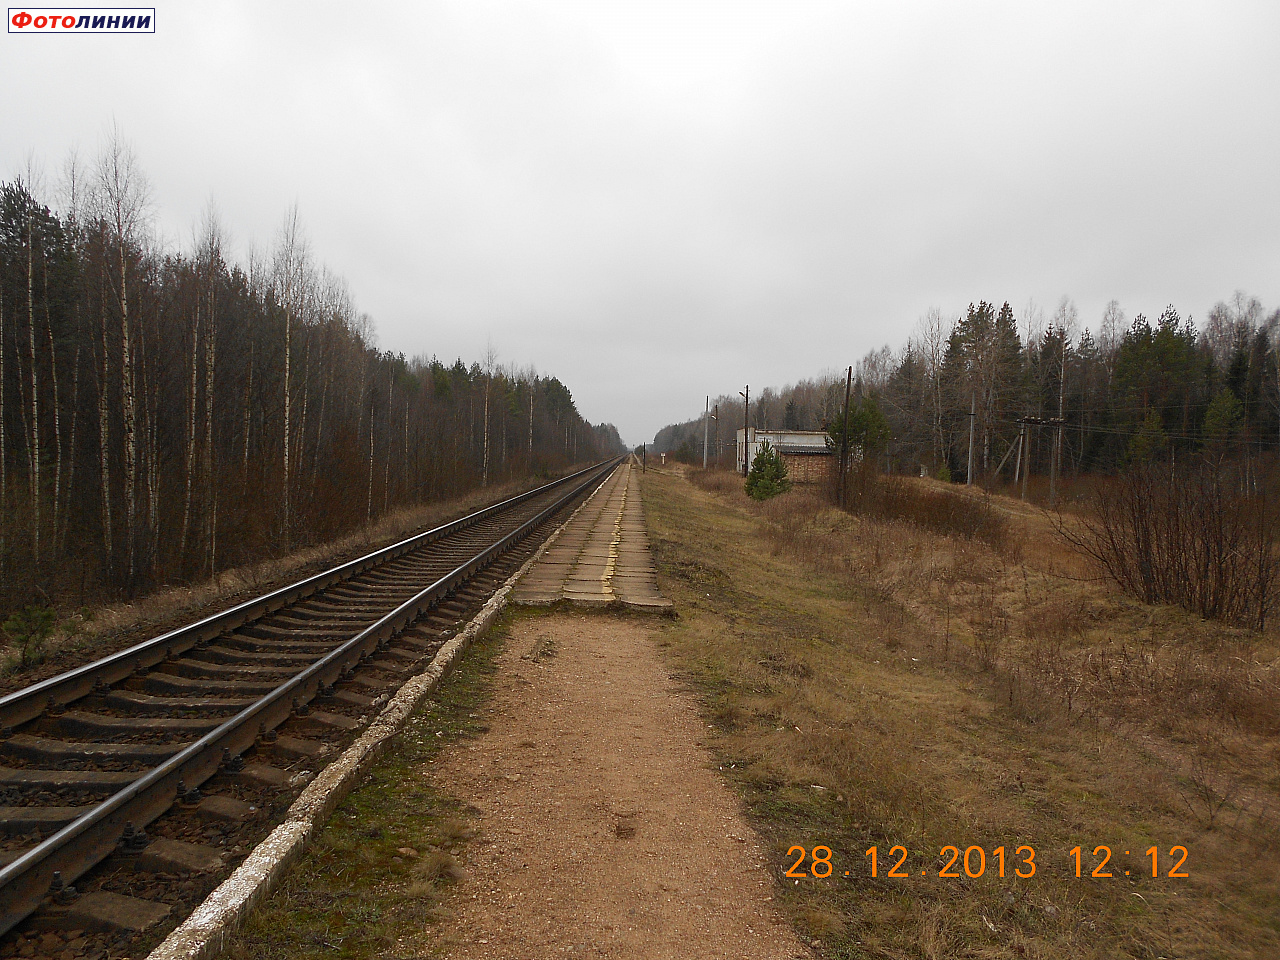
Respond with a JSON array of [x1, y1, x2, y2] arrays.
[[656, 293, 1280, 483], [0, 135, 623, 611]]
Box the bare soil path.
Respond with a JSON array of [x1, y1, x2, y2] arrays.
[[416, 612, 809, 959]]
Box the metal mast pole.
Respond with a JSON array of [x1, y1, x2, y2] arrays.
[[702, 395, 709, 469]]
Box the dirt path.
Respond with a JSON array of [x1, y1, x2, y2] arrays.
[[416, 613, 809, 959]]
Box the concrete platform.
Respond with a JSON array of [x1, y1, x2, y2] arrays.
[[513, 458, 672, 613]]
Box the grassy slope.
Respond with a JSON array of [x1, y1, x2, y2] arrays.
[[641, 466, 1280, 960]]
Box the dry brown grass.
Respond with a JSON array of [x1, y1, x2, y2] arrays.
[[645, 464, 1280, 959]]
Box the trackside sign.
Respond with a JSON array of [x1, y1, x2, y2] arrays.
[[8, 8, 154, 31]]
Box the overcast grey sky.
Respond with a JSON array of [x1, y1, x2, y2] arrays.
[[5, 1, 1278, 445]]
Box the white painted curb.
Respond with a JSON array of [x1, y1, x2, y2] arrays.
[[146, 476, 610, 960]]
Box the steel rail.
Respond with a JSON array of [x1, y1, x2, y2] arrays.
[[0, 457, 621, 936], [0, 460, 610, 731]]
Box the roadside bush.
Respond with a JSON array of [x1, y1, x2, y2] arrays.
[[1056, 460, 1279, 628], [745, 441, 791, 501]]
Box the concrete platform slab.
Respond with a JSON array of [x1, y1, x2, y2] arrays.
[[512, 458, 672, 612]]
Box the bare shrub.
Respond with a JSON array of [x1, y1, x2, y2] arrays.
[[1057, 460, 1280, 628], [1178, 743, 1242, 830]]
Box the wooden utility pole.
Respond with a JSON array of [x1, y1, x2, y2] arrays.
[[739, 386, 750, 475], [1016, 416, 1065, 503], [1013, 424, 1025, 494], [989, 435, 1020, 484], [1022, 423, 1030, 501], [838, 366, 852, 508]]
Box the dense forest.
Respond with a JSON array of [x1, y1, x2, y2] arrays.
[[656, 294, 1280, 482], [0, 137, 624, 611]]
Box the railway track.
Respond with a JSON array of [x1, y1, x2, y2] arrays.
[[0, 458, 620, 956]]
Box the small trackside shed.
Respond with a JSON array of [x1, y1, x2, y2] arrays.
[[736, 429, 834, 484]]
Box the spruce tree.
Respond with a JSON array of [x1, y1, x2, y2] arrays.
[[744, 440, 791, 500]]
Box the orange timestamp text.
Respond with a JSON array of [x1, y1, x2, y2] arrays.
[[785, 844, 1189, 879]]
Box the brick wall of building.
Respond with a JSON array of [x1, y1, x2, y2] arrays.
[[781, 453, 834, 485]]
